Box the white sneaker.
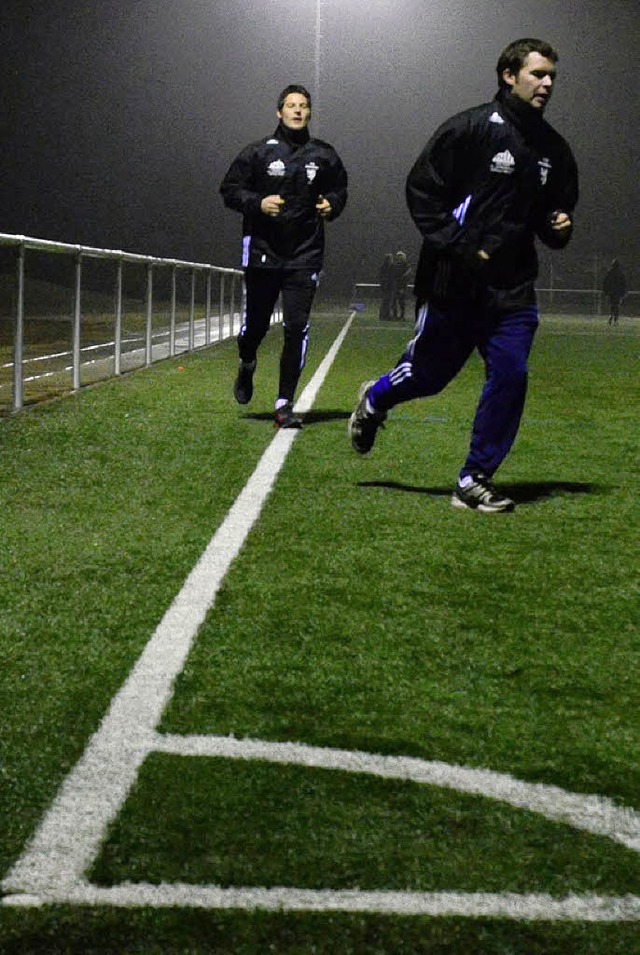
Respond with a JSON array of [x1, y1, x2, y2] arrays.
[[451, 473, 515, 513]]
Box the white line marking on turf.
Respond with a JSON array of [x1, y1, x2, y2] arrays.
[[154, 735, 640, 853], [3, 310, 640, 921], [2, 314, 355, 899], [5, 884, 640, 921]]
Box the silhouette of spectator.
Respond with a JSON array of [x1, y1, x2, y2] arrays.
[[602, 259, 627, 325], [378, 253, 395, 321], [392, 250, 411, 319]]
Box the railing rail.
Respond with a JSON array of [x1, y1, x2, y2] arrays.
[[351, 281, 640, 317], [0, 233, 272, 412]]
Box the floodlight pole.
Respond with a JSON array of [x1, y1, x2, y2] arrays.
[[314, 0, 322, 135]]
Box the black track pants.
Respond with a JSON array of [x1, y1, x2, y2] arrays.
[[239, 268, 318, 402]]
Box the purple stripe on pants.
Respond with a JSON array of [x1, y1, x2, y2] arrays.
[[368, 301, 539, 478]]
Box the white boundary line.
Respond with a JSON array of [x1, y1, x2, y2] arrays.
[[1, 312, 354, 901], [3, 310, 640, 920], [5, 884, 640, 921], [154, 735, 640, 853]]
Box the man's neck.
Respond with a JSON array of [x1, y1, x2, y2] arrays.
[[277, 121, 311, 148], [496, 87, 545, 130]]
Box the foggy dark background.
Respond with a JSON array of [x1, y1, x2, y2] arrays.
[[1, 0, 638, 295]]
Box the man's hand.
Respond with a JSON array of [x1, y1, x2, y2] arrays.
[[316, 195, 332, 219], [550, 210, 572, 233], [261, 195, 285, 217]]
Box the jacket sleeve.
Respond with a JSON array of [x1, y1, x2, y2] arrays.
[[322, 150, 348, 220], [534, 141, 579, 249], [219, 144, 264, 218], [405, 121, 468, 252]]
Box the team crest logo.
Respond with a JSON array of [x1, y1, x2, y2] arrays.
[[267, 159, 286, 177], [305, 161, 319, 183], [490, 150, 515, 174], [538, 157, 552, 185]]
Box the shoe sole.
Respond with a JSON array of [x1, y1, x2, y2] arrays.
[[451, 493, 515, 514], [274, 418, 303, 429], [348, 380, 379, 454]]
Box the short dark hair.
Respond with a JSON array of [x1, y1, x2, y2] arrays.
[[277, 84, 312, 111], [496, 38, 558, 88]]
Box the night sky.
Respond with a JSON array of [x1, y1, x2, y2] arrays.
[[1, 0, 638, 294]]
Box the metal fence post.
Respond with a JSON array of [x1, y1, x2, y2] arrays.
[[219, 272, 225, 342], [189, 268, 196, 351], [205, 269, 212, 346], [170, 265, 177, 357], [13, 243, 25, 411], [72, 253, 82, 391], [145, 262, 153, 366], [114, 258, 123, 376]]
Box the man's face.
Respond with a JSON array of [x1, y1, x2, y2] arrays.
[[503, 51, 556, 111], [278, 94, 311, 130]]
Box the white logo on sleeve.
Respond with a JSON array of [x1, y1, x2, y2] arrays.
[[489, 111, 505, 124], [490, 149, 515, 174], [267, 159, 286, 177]]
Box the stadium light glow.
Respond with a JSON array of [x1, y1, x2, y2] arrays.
[[314, 0, 322, 134]]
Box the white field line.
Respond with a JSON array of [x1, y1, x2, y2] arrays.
[[5, 885, 640, 922], [3, 309, 640, 921], [1, 312, 355, 901], [155, 735, 640, 854]]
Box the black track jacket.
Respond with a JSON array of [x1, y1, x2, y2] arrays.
[[220, 124, 348, 272], [407, 88, 579, 314]]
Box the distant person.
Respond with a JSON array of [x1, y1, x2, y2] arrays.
[[602, 259, 627, 325], [349, 38, 578, 513], [378, 252, 395, 321], [392, 250, 411, 319], [220, 84, 348, 428]]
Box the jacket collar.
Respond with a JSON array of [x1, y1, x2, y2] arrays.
[[495, 87, 546, 135], [274, 121, 311, 150]]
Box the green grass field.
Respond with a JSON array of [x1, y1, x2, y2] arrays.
[[0, 308, 638, 953]]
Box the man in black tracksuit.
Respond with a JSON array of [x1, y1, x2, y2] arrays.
[[220, 84, 348, 428], [349, 38, 578, 512]]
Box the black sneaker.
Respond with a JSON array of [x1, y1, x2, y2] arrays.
[[274, 402, 303, 429], [451, 473, 515, 513], [348, 381, 387, 454], [234, 360, 256, 405]]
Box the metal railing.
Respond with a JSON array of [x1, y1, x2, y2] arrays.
[[0, 233, 277, 412], [351, 282, 639, 317]]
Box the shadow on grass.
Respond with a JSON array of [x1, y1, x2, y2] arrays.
[[301, 409, 352, 424], [243, 409, 351, 424], [358, 480, 613, 504], [505, 481, 615, 504]]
